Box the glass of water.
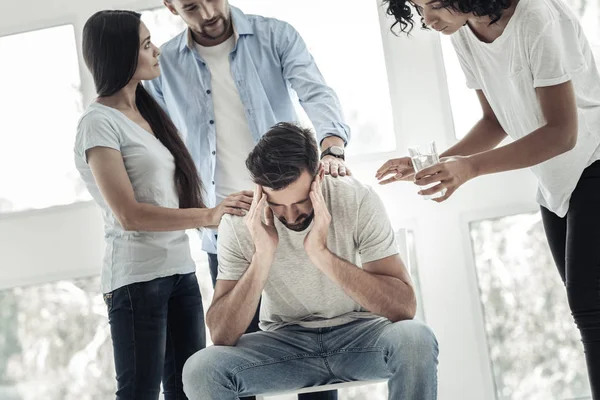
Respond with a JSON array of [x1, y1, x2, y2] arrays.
[[408, 141, 447, 200]]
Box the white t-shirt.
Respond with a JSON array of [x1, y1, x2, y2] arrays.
[[217, 176, 400, 331], [74, 102, 196, 293], [451, 0, 600, 217], [194, 36, 256, 205]]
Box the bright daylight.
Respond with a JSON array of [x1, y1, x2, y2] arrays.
[[1, 0, 600, 399]]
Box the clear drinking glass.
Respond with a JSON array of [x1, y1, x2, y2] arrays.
[[408, 141, 447, 200]]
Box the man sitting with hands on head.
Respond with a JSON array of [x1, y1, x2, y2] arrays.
[[182, 122, 439, 400]]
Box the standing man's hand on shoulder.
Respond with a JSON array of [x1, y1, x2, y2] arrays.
[[245, 185, 279, 258], [321, 136, 350, 177]]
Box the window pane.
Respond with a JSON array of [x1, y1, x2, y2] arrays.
[[470, 212, 591, 400], [141, 8, 187, 47], [141, 3, 396, 156], [440, 36, 481, 140], [564, 0, 600, 66], [0, 252, 213, 400], [0, 25, 87, 214], [0, 276, 115, 399]]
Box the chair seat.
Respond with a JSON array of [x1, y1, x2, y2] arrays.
[[256, 379, 388, 399]]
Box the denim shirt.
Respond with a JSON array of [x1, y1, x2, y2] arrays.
[[145, 6, 350, 252]]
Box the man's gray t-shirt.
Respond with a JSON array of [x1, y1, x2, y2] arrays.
[[217, 176, 399, 331]]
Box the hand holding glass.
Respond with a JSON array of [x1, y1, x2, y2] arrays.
[[408, 141, 447, 200]]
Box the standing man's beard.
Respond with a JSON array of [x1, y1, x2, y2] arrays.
[[280, 212, 315, 232], [200, 16, 231, 40]]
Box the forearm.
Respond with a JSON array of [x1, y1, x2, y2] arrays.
[[300, 87, 349, 146], [121, 203, 214, 232], [206, 253, 273, 345], [469, 124, 576, 177], [441, 118, 507, 158], [311, 250, 416, 321]]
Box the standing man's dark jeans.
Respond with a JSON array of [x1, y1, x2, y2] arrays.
[[104, 272, 205, 400], [541, 160, 600, 399], [208, 253, 338, 400]]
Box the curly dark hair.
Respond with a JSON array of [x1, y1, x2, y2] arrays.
[[382, 0, 511, 34]]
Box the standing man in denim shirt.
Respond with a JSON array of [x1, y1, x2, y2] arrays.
[[145, 1, 350, 399]]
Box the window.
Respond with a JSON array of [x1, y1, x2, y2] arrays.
[[142, 2, 396, 156], [440, 36, 481, 140], [470, 212, 590, 400], [141, 8, 187, 47], [571, 0, 600, 65], [0, 276, 114, 399], [0, 25, 87, 214], [0, 255, 213, 400]]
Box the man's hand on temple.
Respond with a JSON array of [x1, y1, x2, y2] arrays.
[[245, 185, 279, 258], [304, 172, 331, 258]]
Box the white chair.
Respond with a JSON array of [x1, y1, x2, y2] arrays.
[[256, 230, 407, 399], [256, 380, 388, 399]]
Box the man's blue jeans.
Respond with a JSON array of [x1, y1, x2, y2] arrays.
[[182, 316, 438, 400], [207, 252, 334, 400]]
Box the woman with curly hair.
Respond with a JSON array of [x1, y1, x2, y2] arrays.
[[377, 0, 600, 396]]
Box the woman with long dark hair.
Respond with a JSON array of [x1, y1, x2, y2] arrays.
[[74, 10, 252, 399], [377, 0, 600, 396]]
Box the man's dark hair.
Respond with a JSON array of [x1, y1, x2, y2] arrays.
[[382, 0, 510, 35], [246, 122, 320, 190]]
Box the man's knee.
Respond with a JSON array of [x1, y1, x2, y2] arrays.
[[182, 347, 231, 396], [384, 319, 439, 367]]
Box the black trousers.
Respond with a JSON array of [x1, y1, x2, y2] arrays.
[[541, 160, 600, 399]]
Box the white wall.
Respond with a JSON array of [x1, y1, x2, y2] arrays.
[[0, 1, 541, 399]]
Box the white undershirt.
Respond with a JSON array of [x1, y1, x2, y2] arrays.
[[195, 36, 256, 204]]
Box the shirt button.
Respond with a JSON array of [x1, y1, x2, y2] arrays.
[[209, 120, 215, 124], [212, 151, 216, 155], [212, 181, 215, 185], [206, 90, 211, 94]]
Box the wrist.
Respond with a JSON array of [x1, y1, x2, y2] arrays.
[[253, 248, 276, 263], [307, 247, 332, 267], [467, 154, 483, 178], [197, 207, 216, 227], [320, 136, 345, 151]]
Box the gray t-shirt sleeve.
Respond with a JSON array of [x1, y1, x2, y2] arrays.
[[217, 216, 250, 281], [75, 112, 122, 163], [356, 187, 399, 264]]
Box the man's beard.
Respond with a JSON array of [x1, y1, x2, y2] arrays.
[[200, 16, 231, 40], [279, 212, 315, 232]]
